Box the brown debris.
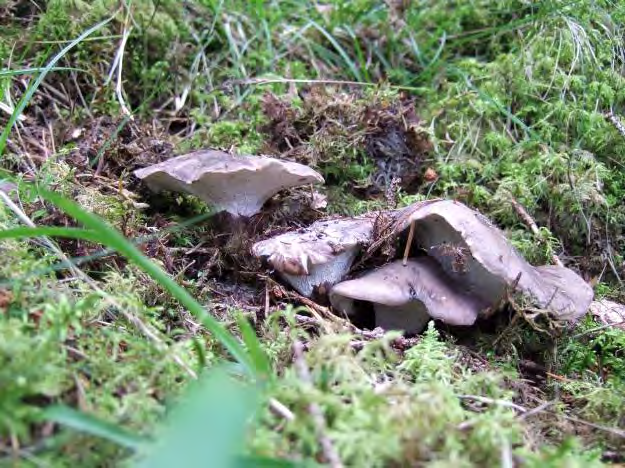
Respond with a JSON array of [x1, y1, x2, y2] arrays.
[[64, 117, 175, 179], [0, 289, 13, 313], [423, 167, 438, 182], [259, 89, 433, 193]]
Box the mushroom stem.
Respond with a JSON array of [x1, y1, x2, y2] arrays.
[[402, 219, 416, 266]]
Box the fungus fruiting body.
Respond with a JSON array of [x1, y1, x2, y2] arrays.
[[329, 257, 488, 334], [392, 200, 594, 321], [134, 150, 324, 217], [252, 216, 375, 297]]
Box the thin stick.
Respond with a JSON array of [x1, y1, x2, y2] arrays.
[[457, 394, 528, 414], [269, 398, 295, 422], [458, 394, 625, 438], [402, 219, 415, 266], [572, 320, 625, 338], [293, 340, 343, 468], [518, 400, 556, 420], [234, 77, 376, 88], [267, 277, 353, 328], [509, 197, 540, 237], [508, 195, 563, 267]]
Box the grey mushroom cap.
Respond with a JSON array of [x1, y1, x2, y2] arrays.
[[329, 257, 488, 334], [589, 299, 625, 330], [133, 150, 324, 217], [393, 200, 594, 320], [252, 216, 375, 297]]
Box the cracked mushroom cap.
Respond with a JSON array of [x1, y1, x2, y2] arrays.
[[133, 150, 324, 217], [329, 257, 487, 334], [252, 216, 375, 297], [589, 299, 625, 330], [392, 200, 593, 321]]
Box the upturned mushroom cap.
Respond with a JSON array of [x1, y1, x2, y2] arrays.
[[133, 150, 324, 217], [392, 200, 594, 320], [329, 257, 487, 334], [252, 216, 375, 297]]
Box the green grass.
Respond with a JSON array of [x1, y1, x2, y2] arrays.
[[1, 0, 625, 466]]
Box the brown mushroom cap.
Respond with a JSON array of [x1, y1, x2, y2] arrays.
[[252, 216, 375, 297], [133, 150, 324, 217], [329, 257, 488, 334], [392, 200, 594, 320]]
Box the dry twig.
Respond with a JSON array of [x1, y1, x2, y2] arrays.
[[266, 277, 354, 329], [458, 393, 625, 439], [402, 219, 415, 266], [507, 195, 563, 267]]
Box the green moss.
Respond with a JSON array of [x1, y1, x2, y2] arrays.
[[2, 0, 625, 465], [0, 319, 68, 438], [252, 322, 529, 466]]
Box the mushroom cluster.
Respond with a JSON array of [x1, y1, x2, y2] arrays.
[[136, 149, 594, 335]]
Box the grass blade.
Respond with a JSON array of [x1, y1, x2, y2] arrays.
[[0, 188, 257, 377], [0, 226, 101, 243], [0, 67, 82, 77], [0, 16, 113, 156], [133, 367, 262, 468], [38, 189, 256, 375], [307, 20, 362, 81], [236, 312, 272, 381], [44, 406, 148, 450]]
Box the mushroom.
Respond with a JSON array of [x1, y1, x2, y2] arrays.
[[392, 200, 594, 321], [589, 299, 625, 330], [252, 215, 375, 297], [133, 150, 324, 217], [0, 181, 18, 201], [329, 257, 488, 334]]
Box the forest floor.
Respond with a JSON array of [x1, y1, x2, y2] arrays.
[[1, 1, 625, 466]]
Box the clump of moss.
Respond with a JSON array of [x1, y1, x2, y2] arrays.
[[0, 209, 198, 464], [259, 86, 433, 194], [420, 2, 625, 281], [250, 318, 609, 466], [31, 0, 193, 111]]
